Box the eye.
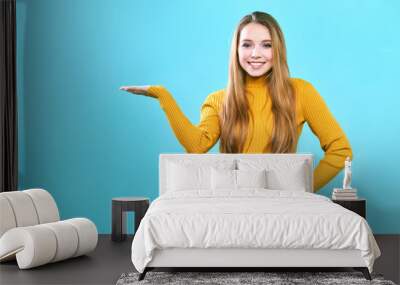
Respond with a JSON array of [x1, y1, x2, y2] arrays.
[[263, 43, 272, 48], [242, 43, 251, 48]]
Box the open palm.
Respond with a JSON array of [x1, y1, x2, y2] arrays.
[[119, 85, 150, 96]]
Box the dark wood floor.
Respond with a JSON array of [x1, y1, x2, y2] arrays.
[[0, 235, 135, 285], [0, 235, 398, 285]]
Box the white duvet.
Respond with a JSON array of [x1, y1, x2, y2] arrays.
[[131, 189, 381, 273]]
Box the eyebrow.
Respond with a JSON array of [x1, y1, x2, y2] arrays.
[[241, 39, 272, 42]]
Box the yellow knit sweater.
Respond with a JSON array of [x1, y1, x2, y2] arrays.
[[147, 75, 353, 192]]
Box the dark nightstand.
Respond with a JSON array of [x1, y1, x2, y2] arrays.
[[111, 197, 150, 242], [332, 198, 366, 219]]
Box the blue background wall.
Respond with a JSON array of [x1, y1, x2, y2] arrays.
[[16, 0, 400, 234]]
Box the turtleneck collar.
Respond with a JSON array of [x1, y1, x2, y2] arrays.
[[244, 74, 268, 88]]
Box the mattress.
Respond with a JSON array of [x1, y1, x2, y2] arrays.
[[131, 189, 381, 273]]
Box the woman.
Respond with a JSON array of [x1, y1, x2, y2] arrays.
[[120, 11, 352, 192]]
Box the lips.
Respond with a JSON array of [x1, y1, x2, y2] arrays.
[[248, 61, 266, 68]]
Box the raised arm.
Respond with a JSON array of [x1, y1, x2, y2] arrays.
[[300, 80, 353, 192], [121, 85, 222, 153]]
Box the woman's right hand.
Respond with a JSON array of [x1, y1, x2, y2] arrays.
[[119, 85, 157, 98]]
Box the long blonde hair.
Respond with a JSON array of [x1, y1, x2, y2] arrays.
[[219, 11, 297, 153]]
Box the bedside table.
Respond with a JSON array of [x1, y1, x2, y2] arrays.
[[111, 197, 150, 242], [332, 198, 366, 219]]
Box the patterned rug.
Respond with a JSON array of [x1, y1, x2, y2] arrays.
[[116, 271, 396, 285]]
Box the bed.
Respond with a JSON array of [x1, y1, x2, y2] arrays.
[[131, 154, 381, 281]]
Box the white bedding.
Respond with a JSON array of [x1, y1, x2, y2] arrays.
[[131, 190, 381, 273]]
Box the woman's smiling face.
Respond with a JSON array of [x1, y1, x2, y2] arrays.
[[238, 22, 273, 77]]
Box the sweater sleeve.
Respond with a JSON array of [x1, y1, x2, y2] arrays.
[[300, 80, 353, 192], [147, 85, 221, 153]]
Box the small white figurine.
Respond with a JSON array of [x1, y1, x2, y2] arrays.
[[342, 157, 352, 189]]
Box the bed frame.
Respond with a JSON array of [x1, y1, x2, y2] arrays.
[[138, 154, 372, 281]]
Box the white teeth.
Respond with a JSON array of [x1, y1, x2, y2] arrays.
[[249, 62, 265, 68]]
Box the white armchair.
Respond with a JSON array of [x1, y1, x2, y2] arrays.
[[0, 188, 98, 269]]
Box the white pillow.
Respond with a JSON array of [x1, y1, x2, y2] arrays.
[[167, 162, 210, 191], [237, 159, 309, 191], [166, 160, 236, 191], [237, 169, 267, 188], [211, 168, 268, 190], [211, 168, 236, 190], [266, 164, 307, 191]]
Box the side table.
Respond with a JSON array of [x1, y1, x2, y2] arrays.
[[112, 197, 150, 242], [332, 198, 366, 219]]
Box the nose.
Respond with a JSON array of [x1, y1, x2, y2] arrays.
[[251, 46, 261, 58]]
